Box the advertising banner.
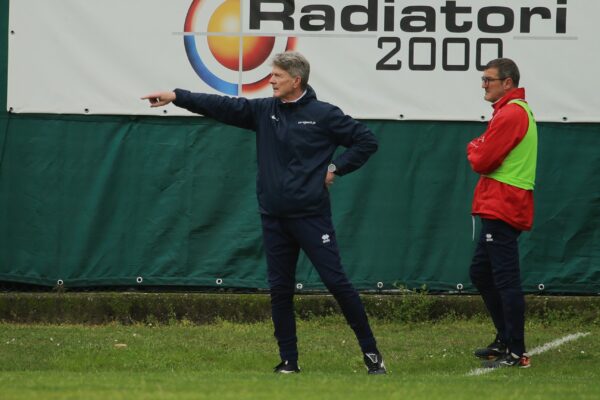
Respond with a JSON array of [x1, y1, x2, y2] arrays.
[[7, 0, 599, 121]]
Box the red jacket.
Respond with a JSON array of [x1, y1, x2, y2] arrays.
[[467, 88, 534, 231]]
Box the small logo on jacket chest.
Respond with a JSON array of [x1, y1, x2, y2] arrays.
[[298, 121, 316, 125]]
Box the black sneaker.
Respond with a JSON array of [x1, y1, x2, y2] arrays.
[[483, 352, 531, 369], [474, 337, 508, 360], [273, 360, 300, 374], [363, 352, 387, 375]]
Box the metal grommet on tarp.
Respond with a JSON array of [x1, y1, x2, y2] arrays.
[[538, 283, 545, 291]]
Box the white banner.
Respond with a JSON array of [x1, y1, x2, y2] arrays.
[[7, 0, 600, 122]]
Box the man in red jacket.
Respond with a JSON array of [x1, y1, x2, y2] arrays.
[[467, 58, 538, 368]]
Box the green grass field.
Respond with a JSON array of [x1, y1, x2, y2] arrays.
[[1, 317, 598, 399]]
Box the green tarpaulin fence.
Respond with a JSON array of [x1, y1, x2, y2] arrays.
[[1, 114, 598, 293]]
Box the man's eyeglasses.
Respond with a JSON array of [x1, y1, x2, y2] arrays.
[[481, 76, 507, 84]]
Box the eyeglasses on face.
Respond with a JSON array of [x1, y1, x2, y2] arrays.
[[481, 76, 507, 84]]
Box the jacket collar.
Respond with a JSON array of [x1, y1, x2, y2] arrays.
[[492, 87, 526, 113], [282, 89, 307, 103], [278, 85, 317, 106]]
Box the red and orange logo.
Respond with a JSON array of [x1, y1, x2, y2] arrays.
[[184, 0, 296, 95]]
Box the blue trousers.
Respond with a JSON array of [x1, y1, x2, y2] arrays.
[[261, 214, 378, 362], [469, 218, 526, 356]]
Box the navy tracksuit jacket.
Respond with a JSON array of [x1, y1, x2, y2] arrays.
[[173, 86, 378, 217]]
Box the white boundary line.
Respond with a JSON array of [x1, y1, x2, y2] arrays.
[[467, 332, 591, 376]]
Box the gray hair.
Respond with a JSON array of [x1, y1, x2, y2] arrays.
[[485, 58, 520, 87], [271, 51, 310, 90]]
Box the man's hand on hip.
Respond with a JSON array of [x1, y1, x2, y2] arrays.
[[325, 171, 336, 189]]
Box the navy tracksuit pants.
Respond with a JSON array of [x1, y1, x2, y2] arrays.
[[261, 214, 378, 362], [469, 218, 526, 356]]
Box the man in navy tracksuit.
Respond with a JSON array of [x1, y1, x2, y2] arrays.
[[142, 51, 385, 374]]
